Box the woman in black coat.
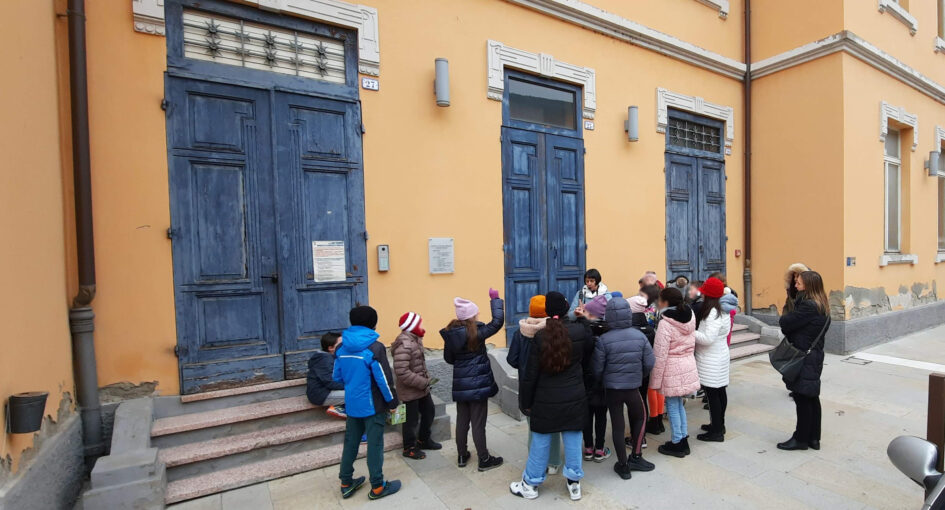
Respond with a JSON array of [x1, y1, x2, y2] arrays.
[[777, 271, 831, 451], [511, 292, 592, 501]]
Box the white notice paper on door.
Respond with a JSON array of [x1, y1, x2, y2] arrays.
[[313, 241, 346, 282]]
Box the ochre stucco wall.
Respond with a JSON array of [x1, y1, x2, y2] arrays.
[[0, 0, 75, 473], [751, 0, 843, 61], [841, 54, 945, 316], [844, 0, 945, 89], [79, 0, 745, 395], [592, 0, 744, 61], [81, 1, 179, 394], [750, 54, 846, 313]]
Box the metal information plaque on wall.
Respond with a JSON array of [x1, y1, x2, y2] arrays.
[[428, 238, 455, 274]]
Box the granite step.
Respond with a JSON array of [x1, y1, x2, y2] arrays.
[[164, 431, 403, 504], [729, 331, 761, 346], [730, 342, 775, 360], [180, 378, 305, 404], [732, 323, 749, 333], [158, 419, 346, 468], [152, 396, 316, 437]]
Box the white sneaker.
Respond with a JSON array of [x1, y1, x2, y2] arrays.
[[546, 464, 560, 475], [510, 480, 539, 499], [567, 481, 582, 501]]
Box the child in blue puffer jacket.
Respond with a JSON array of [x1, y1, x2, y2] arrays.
[[333, 306, 400, 501], [442, 289, 505, 472]]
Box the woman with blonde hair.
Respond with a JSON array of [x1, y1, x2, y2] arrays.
[[777, 271, 830, 451]]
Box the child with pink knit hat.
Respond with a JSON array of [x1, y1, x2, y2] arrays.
[[440, 288, 505, 471]]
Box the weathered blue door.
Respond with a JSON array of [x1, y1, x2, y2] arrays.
[[167, 77, 284, 392], [664, 109, 726, 282], [502, 129, 586, 337], [274, 91, 367, 379], [501, 72, 586, 339]]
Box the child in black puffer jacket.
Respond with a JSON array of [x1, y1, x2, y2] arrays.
[[441, 289, 505, 472]]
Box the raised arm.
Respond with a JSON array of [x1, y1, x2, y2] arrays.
[[477, 296, 506, 341]]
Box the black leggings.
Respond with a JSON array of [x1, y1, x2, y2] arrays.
[[704, 386, 728, 434], [793, 394, 822, 443], [402, 394, 435, 446], [583, 404, 608, 450], [606, 388, 646, 463]]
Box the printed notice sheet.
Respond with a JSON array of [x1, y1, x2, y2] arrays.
[[313, 241, 346, 282]]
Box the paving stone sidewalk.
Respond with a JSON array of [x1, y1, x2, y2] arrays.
[[170, 325, 945, 510]]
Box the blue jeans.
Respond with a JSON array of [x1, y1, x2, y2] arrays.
[[523, 430, 584, 486], [526, 418, 562, 467], [665, 396, 688, 443]]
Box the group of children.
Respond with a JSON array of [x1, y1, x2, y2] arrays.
[[305, 270, 739, 501]]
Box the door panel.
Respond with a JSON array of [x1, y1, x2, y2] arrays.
[[274, 92, 367, 378], [502, 129, 585, 337], [502, 128, 547, 333], [699, 159, 727, 277], [546, 135, 585, 303], [167, 77, 283, 393], [665, 153, 699, 282]]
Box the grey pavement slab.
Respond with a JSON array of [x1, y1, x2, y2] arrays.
[[170, 324, 945, 510]]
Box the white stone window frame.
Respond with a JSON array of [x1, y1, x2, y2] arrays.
[[656, 88, 734, 148], [878, 0, 918, 36], [131, 0, 382, 76], [880, 101, 918, 152], [694, 0, 730, 19], [486, 40, 597, 119], [878, 102, 919, 266]]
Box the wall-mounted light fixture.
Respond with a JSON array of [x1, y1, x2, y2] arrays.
[[434, 58, 450, 107], [926, 150, 941, 176], [624, 106, 639, 142]]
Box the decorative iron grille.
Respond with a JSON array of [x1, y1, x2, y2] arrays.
[[667, 117, 722, 153], [182, 10, 345, 83]]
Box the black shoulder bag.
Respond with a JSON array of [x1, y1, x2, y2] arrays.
[[768, 316, 830, 382]]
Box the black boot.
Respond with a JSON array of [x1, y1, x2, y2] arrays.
[[657, 440, 687, 458], [681, 436, 691, 455], [697, 431, 724, 442], [777, 438, 808, 451], [657, 414, 666, 434], [808, 440, 821, 450], [628, 454, 655, 471], [613, 462, 632, 480], [646, 417, 661, 435], [417, 438, 443, 450], [700, 424, 726, 434]]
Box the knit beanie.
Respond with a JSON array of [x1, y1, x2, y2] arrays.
[[349, 306, 378, 329], [584, 295, 608, 318], [454, 297, 479, 321], [544, 291, 569, 319], [398, 312, 425, 337], [528, 295, 548, 318], [700, 277, 725, 299], [628, 295, 648, 314]]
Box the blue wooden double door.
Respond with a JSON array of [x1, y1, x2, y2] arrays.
[[166, 77, 366, 393], [502, 128, 586, 338], [665, 147, 727, 282]]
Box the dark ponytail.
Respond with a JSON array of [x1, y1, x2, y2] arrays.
[[539, 317, 571, 374]]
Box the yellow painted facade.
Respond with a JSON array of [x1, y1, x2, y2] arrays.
[[1, 0, 75, 473], [4, 0, 945, 475]]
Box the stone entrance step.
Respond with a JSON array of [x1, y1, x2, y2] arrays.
[[730, 331, 762, 346], [152, 396, 316, 437], [180, 378, 306, 404], [730, 342, 775, 360], [164, 431, 403, 504]]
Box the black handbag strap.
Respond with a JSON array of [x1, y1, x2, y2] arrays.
[[806, 316, 831, 355]]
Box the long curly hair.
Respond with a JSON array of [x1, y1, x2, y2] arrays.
[[539, 316, 571, 374]]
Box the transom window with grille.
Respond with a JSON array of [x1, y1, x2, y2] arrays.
[[885, 129, 902, 253], [667, 117, 722, 153]]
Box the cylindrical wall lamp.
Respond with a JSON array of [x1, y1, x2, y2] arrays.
[[624, 106, 639, 142], [434, 58, 450, 107], [927, 150, 941, 176]]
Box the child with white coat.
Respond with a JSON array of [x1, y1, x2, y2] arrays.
[[693, 277, 732, 442]]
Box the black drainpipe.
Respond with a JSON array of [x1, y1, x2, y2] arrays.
[[67, 0, 104, 458], [742, 0, 753, 315]]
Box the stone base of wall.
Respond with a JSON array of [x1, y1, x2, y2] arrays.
[[825, 299, 945, 354], [0, 415, 84, 510]]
